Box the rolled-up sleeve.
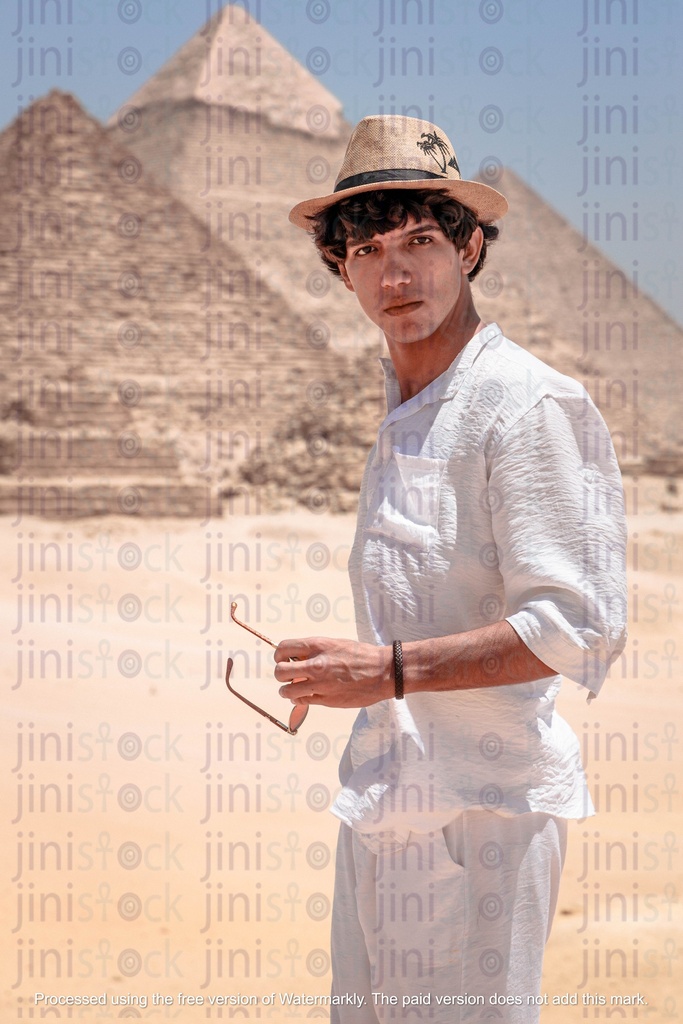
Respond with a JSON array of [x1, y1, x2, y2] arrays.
[[489, 394, 627, 696]]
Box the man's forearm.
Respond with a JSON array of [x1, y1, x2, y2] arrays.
[[400, 621, 556, 694]]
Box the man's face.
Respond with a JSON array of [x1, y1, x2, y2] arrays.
[[338, 214, 478, 347]]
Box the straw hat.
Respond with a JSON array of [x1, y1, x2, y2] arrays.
[[289, 114, 508, 228]]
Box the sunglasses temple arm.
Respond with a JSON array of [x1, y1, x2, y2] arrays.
[[230, 603, 278, 649], [225, 671, 298, 736]]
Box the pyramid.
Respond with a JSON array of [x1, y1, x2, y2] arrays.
[[120, 4, 345, 139], [0, 90, 351, 517], [473, 168, 683, 472], [106, 4, 377, 352]]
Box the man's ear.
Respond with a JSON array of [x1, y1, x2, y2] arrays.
[[461, 226, 484, 274], [338, 262, 355, 292]]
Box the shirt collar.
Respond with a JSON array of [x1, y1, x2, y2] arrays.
[[379, 322, 502, 418]]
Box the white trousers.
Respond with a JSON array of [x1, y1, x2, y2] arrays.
[[330, 811, 567, 1023]]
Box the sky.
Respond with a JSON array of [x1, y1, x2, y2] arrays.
[[1, 0, 680, 325]]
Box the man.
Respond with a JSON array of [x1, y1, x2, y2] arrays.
[[276, 116, 627, 1021]]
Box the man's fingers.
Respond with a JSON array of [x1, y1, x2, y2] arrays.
[[274, 639, 312, 663], [279, 680, 320, 701], [273, 642, 294, 664], [274, 657, 313, 683]]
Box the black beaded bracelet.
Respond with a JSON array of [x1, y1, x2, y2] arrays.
[[393, 640, 404, 700]]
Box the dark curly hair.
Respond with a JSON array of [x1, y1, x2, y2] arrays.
[[310, 189, 499, 282]]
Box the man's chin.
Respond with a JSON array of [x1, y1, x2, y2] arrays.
[[386, 327, 434, 346]]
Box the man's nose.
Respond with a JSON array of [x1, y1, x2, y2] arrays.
[[380, 253, 411, 289]]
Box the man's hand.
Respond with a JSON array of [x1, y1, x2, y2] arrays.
[[274, 637, 393, 709]]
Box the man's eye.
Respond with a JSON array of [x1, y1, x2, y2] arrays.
[[411, 235, 432, 245], [354, 245, 375, 256]]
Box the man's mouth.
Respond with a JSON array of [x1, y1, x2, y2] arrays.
[[384, 300, 422, 316]]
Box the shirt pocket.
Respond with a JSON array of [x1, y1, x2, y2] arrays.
[[366, 451, 447, 551]]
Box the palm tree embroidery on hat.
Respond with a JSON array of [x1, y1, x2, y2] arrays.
[[417, 131, 460, 175]]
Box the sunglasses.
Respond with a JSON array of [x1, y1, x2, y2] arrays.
[[225, 601, 309, 735]]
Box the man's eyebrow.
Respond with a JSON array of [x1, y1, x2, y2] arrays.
[[348, 222, 440, 245], [405, 222, 440, 235]]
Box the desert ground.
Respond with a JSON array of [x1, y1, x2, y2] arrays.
[[2, 475, 681, 1020]]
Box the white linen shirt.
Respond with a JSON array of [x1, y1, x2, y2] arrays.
[[331, 324, 627, 850]]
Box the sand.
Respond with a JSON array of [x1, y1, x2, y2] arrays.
[[1, 480, 681, 1020]]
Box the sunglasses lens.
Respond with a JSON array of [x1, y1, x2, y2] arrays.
[[289, 703, 309, 734]]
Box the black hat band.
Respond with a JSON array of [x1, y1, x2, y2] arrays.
[[334, 167, 449, 192]]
